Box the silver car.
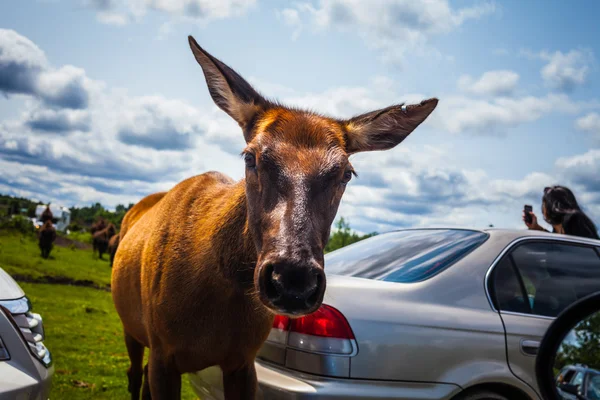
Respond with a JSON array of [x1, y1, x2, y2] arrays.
[[0, 267, 53, 400], [189, 228, 600, 400]]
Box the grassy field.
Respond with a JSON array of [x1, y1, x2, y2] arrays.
[[0, 232, 111, 288], [0, 230, 197, 399]]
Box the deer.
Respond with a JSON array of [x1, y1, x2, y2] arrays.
[[111, 35, 438, 400], [38, 219, 56, 259], [92, 223, 116, 260]]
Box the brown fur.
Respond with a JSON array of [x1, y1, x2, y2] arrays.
[[93, 223, 116, 260], [120, 192, 167, 240], [41, 205, 53, 224], [109, 192, 167, 268], [112, 36, 438, 400], [38, 220, 56, 259], [90, 217, 107, 235]]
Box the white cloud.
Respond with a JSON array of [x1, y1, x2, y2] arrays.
[[276, 8, 302, 40], [0, 29, 47, 69], [541, 49, 593, 91], [435, 94, 596, 135], [458, 70, 519, 96], [0, 29, 96, 109], [25, 108, 92, 133], [278, 0, 496, 64], [576, 112, 600, 141], [87, 0, 257, 25], [521, 48, 594, 92], [96, 11, 129, 25]]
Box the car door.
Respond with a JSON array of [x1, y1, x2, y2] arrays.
[[490, 240, 600, 394]]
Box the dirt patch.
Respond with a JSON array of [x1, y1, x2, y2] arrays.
[[12, 274, 111, 292], [55, 235, 92, 250]]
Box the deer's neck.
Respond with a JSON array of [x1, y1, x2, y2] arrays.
[[211, 181, 257, 287]]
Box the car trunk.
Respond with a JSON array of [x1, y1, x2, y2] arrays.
[[259, 273, 506, 383]]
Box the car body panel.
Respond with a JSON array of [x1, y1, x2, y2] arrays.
[[0, 267, 25, 301], [188, 362, 462, 400], [500, 312, 551, 394]]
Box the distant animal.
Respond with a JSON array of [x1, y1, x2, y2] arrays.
[[109, 192, 167, 268], [90, 218, 107, 235], [108, 233, 120, 267], [40, 205, 53, 224], [38, 220, 56, 259], [93, 223, 116, 260], [112, 36, 438, 399]]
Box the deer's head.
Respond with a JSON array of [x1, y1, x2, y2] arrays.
[[189, 36, 438, 316]]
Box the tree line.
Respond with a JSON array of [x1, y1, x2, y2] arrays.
[[0, 194, 133, 231], [1, 194, 376, 250]]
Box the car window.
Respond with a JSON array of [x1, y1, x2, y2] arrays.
[[587, 374, 600, 400], [572, 371, 584, 389], [562, 369, 576, 384], [507, 242, 600, 317], [491, 257, 531, 314], [324, 229, 488, 283]]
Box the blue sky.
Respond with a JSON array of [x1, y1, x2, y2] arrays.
[[1, 0, 599, 234]]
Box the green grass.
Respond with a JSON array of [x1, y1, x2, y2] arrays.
[[66, 231, 93, 244], [0, 232, 111, 287], [0, 230, 197, 399]]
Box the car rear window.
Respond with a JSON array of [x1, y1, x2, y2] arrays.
[[324, 229, 489, 283]]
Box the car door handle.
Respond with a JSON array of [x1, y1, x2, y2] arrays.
[[521, 340, 540, 355]]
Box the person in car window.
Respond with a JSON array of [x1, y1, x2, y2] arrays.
[[523, 185, 599, 240]]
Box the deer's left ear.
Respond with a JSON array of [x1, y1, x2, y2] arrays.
[[343, 98, 438, 154], [188, 35, 267, 140]]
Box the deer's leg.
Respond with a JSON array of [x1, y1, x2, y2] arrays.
[[148, 351, 181, 400], [141, 363, 151, 400], [124, 332, 144, 400], [223, 362, 258, 400]]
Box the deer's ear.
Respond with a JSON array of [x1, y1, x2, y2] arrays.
[[188, 36, 267, 140], [343, 98, 438, 154]]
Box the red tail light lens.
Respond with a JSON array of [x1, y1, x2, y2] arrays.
[[290, 305, 355, 339]]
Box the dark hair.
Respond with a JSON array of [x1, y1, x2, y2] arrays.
[[542, 186, 599, 240]]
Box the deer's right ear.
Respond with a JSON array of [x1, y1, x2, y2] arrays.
[[188, 36, 267, 140]]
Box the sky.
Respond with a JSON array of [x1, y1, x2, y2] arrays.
[[0, 0, 599, 234]]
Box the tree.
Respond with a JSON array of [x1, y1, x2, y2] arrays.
[[325, 217, 377, 253], [557, 311, 600, 371], [8, 200, 20, 215]]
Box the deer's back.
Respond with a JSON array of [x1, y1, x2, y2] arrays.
[[119, 191, 167, 239]]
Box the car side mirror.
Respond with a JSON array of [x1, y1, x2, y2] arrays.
[[536, 291, 600, 400], [559, 383, 579, 395]]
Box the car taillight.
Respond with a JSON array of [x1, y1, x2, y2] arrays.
[[266, 315, 290, 345], [265, 304, 357, 356], [290, 305, 355, 339]]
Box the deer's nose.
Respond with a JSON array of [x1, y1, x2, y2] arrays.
[[258, 258, 326, 315]]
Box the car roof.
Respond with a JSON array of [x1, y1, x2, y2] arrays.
[[382, 227, 600, 246], [564, 364, 600, 375]]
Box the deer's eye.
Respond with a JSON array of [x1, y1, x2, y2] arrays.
[[244, 153, 256, 169], [341, 170, 353, 185]]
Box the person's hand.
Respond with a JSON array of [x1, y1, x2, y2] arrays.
[[523, 211, 542, 230]]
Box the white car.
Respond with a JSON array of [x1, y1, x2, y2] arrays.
[[189, 228, 600, 400], [0, 267, 53, 399]]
